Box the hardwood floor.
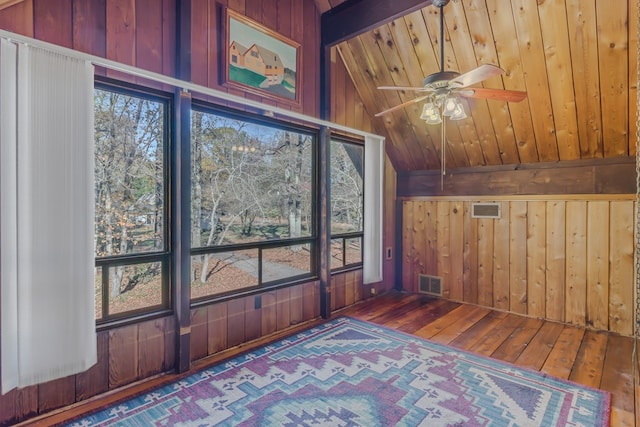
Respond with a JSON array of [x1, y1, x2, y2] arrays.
[[20, 291, 639, 426], [342, 292, 638, 427]]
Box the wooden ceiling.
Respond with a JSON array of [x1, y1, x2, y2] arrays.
[[316, 0, 638, 172]]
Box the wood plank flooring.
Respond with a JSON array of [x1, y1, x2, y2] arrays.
[[20, 291, 639, 426], [342, 292, 638, 427]]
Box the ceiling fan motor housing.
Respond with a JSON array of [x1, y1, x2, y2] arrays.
[[432, 0, 451, 7], [423, 70, 460, 89]]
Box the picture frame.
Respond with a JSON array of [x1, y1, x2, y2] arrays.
[[221, 8, 301, 106]]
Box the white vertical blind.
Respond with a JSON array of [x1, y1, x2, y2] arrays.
[[1, 41, 96, 393], [363, 135, 384, 284]]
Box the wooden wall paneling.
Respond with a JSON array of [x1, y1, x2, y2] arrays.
[[71, 0, 106, 59], [244, 295, 262, 341], [138, 318, 166, 377], [462, 201, 478, 303], [276, 0, 291, 37], [289, 284, 304, 324], [354, 269, 364, 301], [226, 298, 246, 347], [628, 0, 638, 157], [476, 216, 494, 307], [536, 0, 579, 161], [334, 48, 346, 124], [261, 291, 278, 335], [276, 287, 291, 330], [190, 307, 208, 361], [345, 270, 356, 306], [0, 385, 37, 425], [329, 47, 337, 122], [595, 1, 629, 157], [162, 0, 175, 78], [332, 273, 346, 310], [344, 70, 356, 127], [76, 332, 109, 400], [105, 0, 136, 82], [492, 201, 510, 310], [190, 0, 210, 88], [135, 0, 163, 81], [436, 201, 451, 298], [484, 0, 538, 163], [445, 1, 501, 167], [383, 156, 397, 289], [461, 0, 519, 164], [300, 0, 318, 115], [0, 0, 32, 35], [108, 325, 139, 388], [412, 201, 426, 291], [565, 200, 587, 326], [609, 201, 634, 335], [565, 0, 602, 158], [33, 0, 72, 47], [424, 201, 438, 277], [302, 280, 320, 320], [227, 0, 243, 14], [526, 201, 546, 318], [586, 201, 610, 329], [402, 201, 414, 291], [162, 316, 176, 370], [545, 200, 566, 322], [449, 200, 464, 301], [207, 301, 228, 354], [509, 0, 558, 162], [37, 376, 75, 414], [508, 201, 527, 314]]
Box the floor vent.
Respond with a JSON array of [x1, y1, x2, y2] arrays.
[[471, 202, 501, 219], [418, 274, 442, 296]]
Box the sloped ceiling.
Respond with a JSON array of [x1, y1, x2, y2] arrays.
[[316, 0, 637, 172]]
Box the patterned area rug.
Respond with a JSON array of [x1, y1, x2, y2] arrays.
[[67, 317, 610, 426]]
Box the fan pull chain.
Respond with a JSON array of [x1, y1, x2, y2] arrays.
[[441, 115, 446, 191]]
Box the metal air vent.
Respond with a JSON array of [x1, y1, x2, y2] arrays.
[[471, 202, 501, 219], [418, 274, 442, 296]]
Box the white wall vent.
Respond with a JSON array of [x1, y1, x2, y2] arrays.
[[471, 202, 501, 219], [418, 274, 442, 296]]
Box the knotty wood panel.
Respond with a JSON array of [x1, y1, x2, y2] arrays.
[[402, 197, 636, 335]]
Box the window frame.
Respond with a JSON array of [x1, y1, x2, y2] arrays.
[[94, 78, 173, 329], [189, 101, 319, 304], [329, 136, 364, 273]]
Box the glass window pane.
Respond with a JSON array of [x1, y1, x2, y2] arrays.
[[95, 266, 103, 321], [262, 245, 311, 283], [191, 249, 259, 298], [330, 140, 363, 234], [330, 239, 344, 269], [107, 262, 163, 315], [345, 237, 362, 266], [191, 111, 313, 248], [94, 89, 165, 257]]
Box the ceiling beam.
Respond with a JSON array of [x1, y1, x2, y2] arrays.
[[321, 0, 433, 46]]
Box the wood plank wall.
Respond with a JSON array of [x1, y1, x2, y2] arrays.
[[0, 1, 387, 425], [401, 196, 635, 336]]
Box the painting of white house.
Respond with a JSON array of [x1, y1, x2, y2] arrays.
[[227, 12, 298, 102]]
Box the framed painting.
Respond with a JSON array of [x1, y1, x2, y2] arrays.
[[221, 8, 301, 106]]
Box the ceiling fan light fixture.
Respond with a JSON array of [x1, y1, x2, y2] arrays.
[[420, 103, 442, 124], [449, 101, 467, 121], [442, 97, 458, 116]]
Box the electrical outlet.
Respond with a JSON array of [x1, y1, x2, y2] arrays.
[[386, 247, 392, 260], [370, 287, 377, 295]]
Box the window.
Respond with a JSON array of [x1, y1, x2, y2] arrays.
[[94, 83, 171, 324], [190, 106, 316, 300], [330, 138, 364, 270]]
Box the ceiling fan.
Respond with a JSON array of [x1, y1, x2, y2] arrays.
[[374, 0, 527, 119]]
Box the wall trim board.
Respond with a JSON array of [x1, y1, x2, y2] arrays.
[[398, 157, 636, 197]]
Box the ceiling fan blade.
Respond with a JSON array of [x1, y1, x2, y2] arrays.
[[458, 87, 528, 102], [374, 95, 429, 117], [377, 85, 431, 92], [449, 64, 504, 88]]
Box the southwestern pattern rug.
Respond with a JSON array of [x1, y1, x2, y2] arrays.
[[67, 317, 610, 426]]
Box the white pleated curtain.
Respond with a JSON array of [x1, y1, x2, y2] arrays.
[[1, 39, 96, 393], [363, 135, 384, 284]]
